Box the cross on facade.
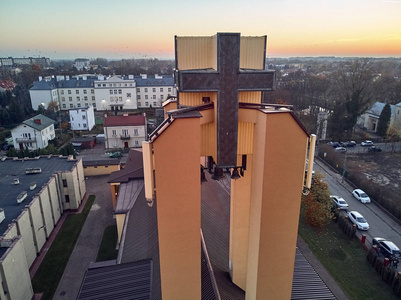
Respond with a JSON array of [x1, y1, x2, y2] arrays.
[[176, 33, 275, 168]]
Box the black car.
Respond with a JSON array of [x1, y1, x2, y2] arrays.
[[328, 142, 341, 148], [368, 146, 382, 152], [341, 141, 356, 147]]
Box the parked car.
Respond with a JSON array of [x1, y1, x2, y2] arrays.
[[368, 146, 382, 152], [2, 144, 14, 150], [348, 211, 370, 230], [352, 189, 371, 203], [341, 141, 356, 147], [372, 237, 401, 259], [335, 147, 346, 152], [330, 195, 349, 210], [328, 142, 341, 148], [109, 151, 122, 158], [361, 140, 374, 147]]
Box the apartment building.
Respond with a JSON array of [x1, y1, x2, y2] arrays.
[[94, 75, 137, 111], [135, 74, 175, 108]]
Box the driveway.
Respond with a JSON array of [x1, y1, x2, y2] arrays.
[[53, 175, 115, 300]]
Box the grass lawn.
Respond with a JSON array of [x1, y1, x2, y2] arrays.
[[298, 218, 399, 300], [96, 224, 118, 262], [32, 195, 95, 300]]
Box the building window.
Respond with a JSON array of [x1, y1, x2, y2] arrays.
[[109, 90, 113, 94], [62, 97, 65, 101], [118, 89, 122, 94], [137, 88, 140, 92], [98, 84, 102, 87], [122, 129, 128, 136], [160, 88, 163, 92], [114, 90, 117, 94], [93, 103, 96, 107], [153, 102, 156, 106], [62, 104, 66, 108], [135, 140, 139, 146], [70, 104, 73, 108], [77, 103, 81, 107], [76, 90, 79, 94], [138, 102, 141, 106], [145, 95, 148, 99], [137, 95, 141, 100], [65, 195, 70, 203], [152, 95, 156, 99], [145, 88, 148, 92], [63, 179, 67, 187], [152, 88, 156, 92], [92, 96, 95, 101], [84, 96, 88, 101], [77, 96, 80, 101], [168, 88, 172, 92], [61, 90, 64, 94], [91, 89, 94, 94], [84, 90, 87, 94], [160, 95, 164, 100], [68, 90, 71, 94], [119, 97, 122, 101], [103, 84, 106, 87], [127, 93, 131, 97], [83, 123, 87, 128], [134, 129, 138, 135], [112, 130, 117, 136], [145, 102, 149, 106], [69, 97, 72, 101]]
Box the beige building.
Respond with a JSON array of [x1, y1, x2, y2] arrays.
[[103, 114, 147, 151], [0, 155, 86, 299]]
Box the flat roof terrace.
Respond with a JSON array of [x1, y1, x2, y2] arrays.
[[0, 155, 79, 235]]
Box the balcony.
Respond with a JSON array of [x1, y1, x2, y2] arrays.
[[120, 135, 131, 140], [15, 137, 36, 143]]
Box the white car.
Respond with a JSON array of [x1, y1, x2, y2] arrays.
[[348, 211, 370, 230], [330, 195, 349, 210], [361, 140, 374, 147], [352, 189, 371, 203]]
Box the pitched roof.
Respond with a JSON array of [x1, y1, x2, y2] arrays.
[[134, 75, 174, 87], [366, 102, 395, 117], [30, 79, 57, 91], [108, 149, 143, 183], [103, 115, 146, 127], [23, 114, 55, 131]]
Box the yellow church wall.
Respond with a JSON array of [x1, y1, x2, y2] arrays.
[[246, 111, 308, 300], [153, 117, 201, 300]]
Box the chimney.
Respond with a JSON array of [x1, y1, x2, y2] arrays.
[[34, 119, 42, 125]]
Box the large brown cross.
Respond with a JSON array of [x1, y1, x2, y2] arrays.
[[176, 33, 275, 168]]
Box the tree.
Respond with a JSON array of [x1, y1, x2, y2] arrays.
[[301, 172, 332, 230], [377, 103, 392, 136], [386, 126, 401, 152]]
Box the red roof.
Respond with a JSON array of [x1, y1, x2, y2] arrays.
[[103, 115, 146, 127], [0, 80, 17, 90]]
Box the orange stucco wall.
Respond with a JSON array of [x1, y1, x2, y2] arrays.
[[153, 117, 201, 300], [246, 111, 308, 299]]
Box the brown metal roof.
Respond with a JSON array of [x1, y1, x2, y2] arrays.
[[103, 115, 146, 127]]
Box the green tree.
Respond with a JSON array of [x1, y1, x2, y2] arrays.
[[301, 172, 333, 230], [8, 98, 25, 124], [377, 103, 391, 136]]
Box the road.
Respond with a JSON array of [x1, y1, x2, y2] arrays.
[[314, 158, 401, 250]]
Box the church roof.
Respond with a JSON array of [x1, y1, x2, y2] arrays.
[[366, 102, 395, 117]]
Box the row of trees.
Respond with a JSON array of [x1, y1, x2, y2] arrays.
[[266, 59, 401, 141]]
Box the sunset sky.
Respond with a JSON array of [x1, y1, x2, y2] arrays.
[[1, 0, 401, 60]]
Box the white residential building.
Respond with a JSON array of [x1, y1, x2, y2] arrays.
[[135, 74, 176, 108], [103, 114, 146, 150], [11, 114, 56, 150], [358, 101, 401, 132], [29, 77, 58, 110], [94, 75, 137, 111], [69, 105, 95, 131]]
